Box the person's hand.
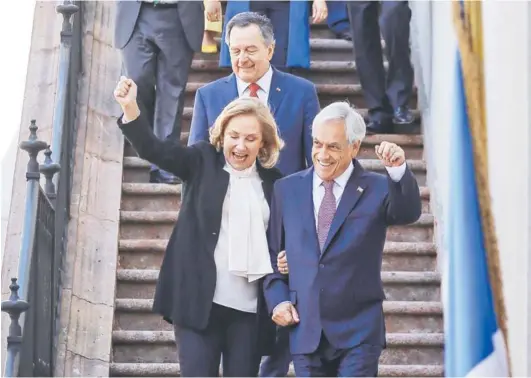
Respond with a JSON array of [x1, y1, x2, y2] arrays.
[[312, 0, 328, 24], [114, 76, 140, 121], [375, 142, 405, 167], [277, 251, 288, 275], [272, 302, 299, 327], [205, 0, 221, 22]]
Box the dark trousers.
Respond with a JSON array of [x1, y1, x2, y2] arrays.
[[175, 303, 261, 377], [249, 1, 290, 70], [121, 3, 194, 176], [347, 1, 414, 123], [259, 326, 291, 377], [327, 1, 350, 35], [292, 333, 382, 377]]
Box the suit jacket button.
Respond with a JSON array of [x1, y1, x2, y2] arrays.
[[212, 232, 217, 235], [319, 264, 324, 268]]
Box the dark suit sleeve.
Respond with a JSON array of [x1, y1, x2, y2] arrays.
[[263, 181, 290, 314], [188, 89, 210, 146], [384, 165, 422, 225], [118, 111, 200, 181], [303, 84, 320, 167]]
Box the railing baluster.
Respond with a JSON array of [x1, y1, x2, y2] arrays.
[[1, 279, 29, 377], [50, 0, 78, 187], [18, 120, 47, 301], [40, 146, 61, 202]]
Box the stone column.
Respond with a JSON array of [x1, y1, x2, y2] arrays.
[[54, 1, 124, 376]]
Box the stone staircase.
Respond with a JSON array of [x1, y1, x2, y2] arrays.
[[110, 23, 443, 377]]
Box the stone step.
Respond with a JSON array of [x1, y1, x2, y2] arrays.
[[111, 331, 443, 365], [120, 183, 430, 213], [114, 270, 440, 302], [110, 362, 442, 377], [124, 128, 424, 159], [184, 82, 418, 109], [113, 299, 443, 333], [118, 209, 433, 243], [122, 157, 427, 186], [192, 37, 370, 62], [117, 238, 436, 272], [188, 59, 389, 85]]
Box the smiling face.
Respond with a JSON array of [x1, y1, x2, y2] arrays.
[[311, 119, 360, 181], [228, 24, 274, 84], [222, 114, 264, 170]]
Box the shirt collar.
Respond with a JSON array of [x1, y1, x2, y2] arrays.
[[313, 161, 354, 190], [224, 161, 258, 178], [236, 64, 273, 96]]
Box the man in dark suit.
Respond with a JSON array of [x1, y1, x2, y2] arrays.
[[347, 1, 415, 134], [114, 1, 205, 184], [189, 11, 320, 177], [264, 102, 422, 376], [188, 12, 320, 377]]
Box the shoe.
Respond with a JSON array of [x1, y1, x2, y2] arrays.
[[393, 107, 415, 125], [366, 120, 394, 135], [336, 31, 352, 41], [150, 170, 180, 185]]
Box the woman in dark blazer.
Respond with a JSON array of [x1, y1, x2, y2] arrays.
[[114, 77, 284, 377]]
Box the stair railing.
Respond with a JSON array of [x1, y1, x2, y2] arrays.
[[1, 1, 81, 376]]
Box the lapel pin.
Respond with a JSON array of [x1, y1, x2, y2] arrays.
[[357, 186, 364, 193], [276, 87, 281, 92]]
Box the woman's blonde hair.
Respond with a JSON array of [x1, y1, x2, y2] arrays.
[[209, 97, 284, 168]]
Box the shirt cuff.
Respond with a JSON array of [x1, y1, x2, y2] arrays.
[[385, 162, 407, 182], [272, 301, 291, 314], [121, 112, 139, 124]]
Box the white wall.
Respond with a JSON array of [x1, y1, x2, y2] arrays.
[[411, 1, 531, 375], [482, 2, 530, 376], [0, 0, 35, 259]]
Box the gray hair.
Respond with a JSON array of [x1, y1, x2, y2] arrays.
[[312, 102, 367, 144], [224, 12, 275, 47]]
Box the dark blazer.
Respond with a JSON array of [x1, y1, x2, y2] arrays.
[[118, 111, 283, 355], [113, 1, 204, 51], [263, 160, 422, 355], [188, 67, 320, 176]]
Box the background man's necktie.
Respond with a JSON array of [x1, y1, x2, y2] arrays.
[[248, 83, 260, 98], [317, 181, 336, 251]]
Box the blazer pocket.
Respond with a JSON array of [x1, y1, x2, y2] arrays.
[[346, 210, 377, 220], [289, 291, 297, 306]]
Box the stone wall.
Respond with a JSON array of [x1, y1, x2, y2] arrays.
[[54, 1, 123, 376], [2, 2, 124, 376], [1, 2, 62, 374]]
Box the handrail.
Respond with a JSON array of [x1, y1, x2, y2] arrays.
[[1, 1, 81, 376]]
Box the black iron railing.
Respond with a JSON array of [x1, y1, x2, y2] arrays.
[[1, 1, 81, 376]]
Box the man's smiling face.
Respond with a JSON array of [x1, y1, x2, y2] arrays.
[[311, 119, 360, 181]]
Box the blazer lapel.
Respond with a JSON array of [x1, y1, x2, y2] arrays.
[[268, 68, 286, 117], [223, 73, 239, 105], [299, 168, 320, 253], [209, 153, 230, 243], [320, 160, 368, 256], [257, 164, 274, 207]]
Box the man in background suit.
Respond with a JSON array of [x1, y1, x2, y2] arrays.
[[114, 1, 205, 184], [189, 12, 320, 177], [188, 12, 320, 377], [347, 1, 415, 134], [327, 1, 351, 41], [264, 102, 422, 376]]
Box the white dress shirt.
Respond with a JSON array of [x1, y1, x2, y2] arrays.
[[235, 65, 273, 106], [212, 164, 270, 313], [312, 162, 407, 225]]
